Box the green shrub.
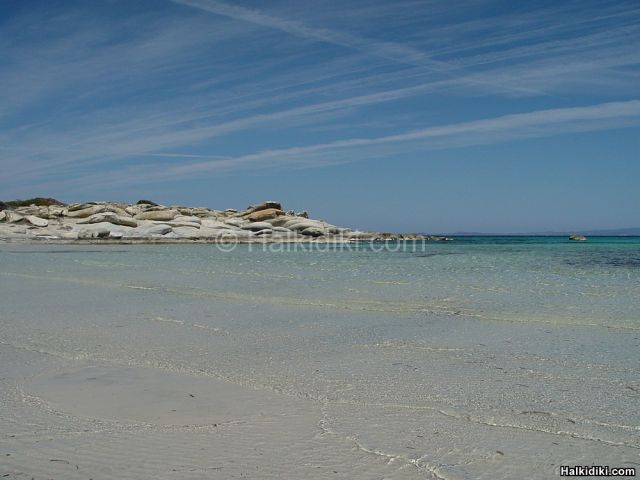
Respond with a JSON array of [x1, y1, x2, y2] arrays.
[[2, 197, 65, 208]]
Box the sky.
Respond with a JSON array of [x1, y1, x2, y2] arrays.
[[1, 0, 639, 233]]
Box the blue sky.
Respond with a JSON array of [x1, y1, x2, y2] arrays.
[[1, 0, 639, 233]]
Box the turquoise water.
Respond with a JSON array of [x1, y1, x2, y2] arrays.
[[1, 237, 639, 478], [448, 235, 640, 245]]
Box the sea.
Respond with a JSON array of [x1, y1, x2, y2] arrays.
[[1, 237, 638, 479]]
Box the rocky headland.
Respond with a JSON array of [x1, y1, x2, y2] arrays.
[[0, 199, 448, 243]]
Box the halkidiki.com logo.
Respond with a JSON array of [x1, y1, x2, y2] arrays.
[[212, 231, 437, 253]]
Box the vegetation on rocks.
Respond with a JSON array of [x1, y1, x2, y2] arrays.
[[2, 197, 65, 208]]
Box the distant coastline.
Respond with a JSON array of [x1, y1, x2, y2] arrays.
[[444, 229, 640, 236]]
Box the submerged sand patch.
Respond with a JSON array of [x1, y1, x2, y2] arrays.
[[10, 364, 427, 479], [27, 366, 311, 427]]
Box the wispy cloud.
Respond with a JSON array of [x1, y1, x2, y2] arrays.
[[161, 100, 640, 174], [1, 0, 639, 200], [27, 99, 636, 197], [171, 0, 437, 67], [170, 0, 545, 96], [5, 33, 638, 181]]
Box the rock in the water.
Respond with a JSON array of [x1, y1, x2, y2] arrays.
[[25, 215, 49, 227], [569, 234, 587, 241], [135, 210, 178, 221], [246, 208, 284, 222]]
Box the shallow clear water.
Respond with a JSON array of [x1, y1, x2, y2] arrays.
[[1, 237, 639, 479]]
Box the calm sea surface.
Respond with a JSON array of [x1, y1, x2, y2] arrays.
[[1, 237, 639, 478]]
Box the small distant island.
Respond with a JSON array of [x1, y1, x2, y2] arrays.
[[0, 198, 448, 243]]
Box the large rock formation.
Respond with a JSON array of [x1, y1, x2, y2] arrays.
[[245, 208, 284, 222], [0, 199, 449, 243]]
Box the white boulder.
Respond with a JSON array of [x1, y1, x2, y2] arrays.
[[25, 215, 49, 227], [135, 209, 178, 221], [65, 205, 108, 218]]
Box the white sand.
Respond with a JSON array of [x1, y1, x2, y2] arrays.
[[4, 358, 426, 479]]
